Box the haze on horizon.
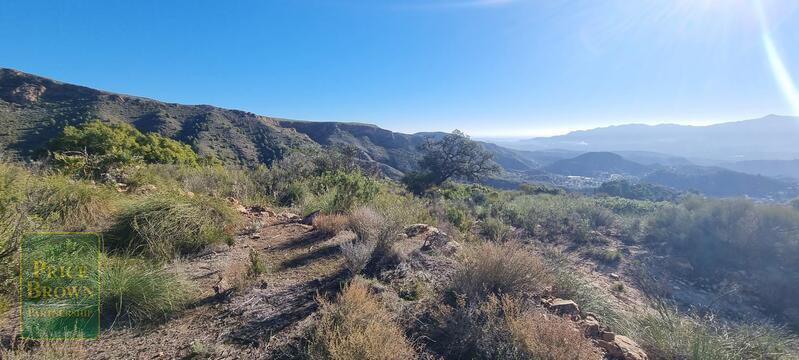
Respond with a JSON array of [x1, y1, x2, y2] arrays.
[[3, 0, 799, 137]]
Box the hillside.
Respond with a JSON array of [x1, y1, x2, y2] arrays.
[[725, 159, 799, 180], [543, 152, 651, 177], [0, 69, 316, 165], [0, 68, 540, 181], [643, 166, 797, 199], [503, 115, 799, 161]]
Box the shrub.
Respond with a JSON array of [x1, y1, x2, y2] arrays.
[[618, 305, 798, 360], [348, 206, 384, 244], [312, 214, 350, 236], [480, 217, 512, 242], [280, 182, 308, 207], [503, 298, 600, 359], [27, 176, 117, 231], [340, 239, 374, 275], [306, 170, 379, 213], [644, 197, 799, 278], [347, 193, 429, 274], [518, 182, 564, 195], [596, 180, 679, 202], [247, 249, 268, 277], [100, 255, 190, 324], [446, 205, 474, 234], [107, 195, 239, 260], [584, 247, 623, 265], [448, 242, 553, 304], [427, 295, 598, 359], [48, 121, 200, 177], [0, 163, 31, 297], [122, 164, 269, 205], [308, 278, 417, 360]]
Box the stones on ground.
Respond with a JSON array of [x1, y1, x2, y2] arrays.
[[601, 331, 616, 342], [597, 335, 648, 360], [226, 197, 249, 214], [547, 298, 580, 316], [579, 316, 602, 337], [213, 275, 235, 300], [610, 272, 620, 280], [404, 223, 433, 237], [134, 184, 158, 195]]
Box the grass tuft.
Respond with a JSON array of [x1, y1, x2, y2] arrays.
[[107, 195, 240, 260], [449, 242, 553, 304], [100, 255, 191, 324], [308, 278, 417, 360]]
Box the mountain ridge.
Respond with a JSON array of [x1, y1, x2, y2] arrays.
[[499, 115, 799, 161]]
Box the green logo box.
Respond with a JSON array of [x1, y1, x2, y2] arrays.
[[20, 233, 101, 340]]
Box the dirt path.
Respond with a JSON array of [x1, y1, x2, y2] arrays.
[[81, 211, 353, 359]]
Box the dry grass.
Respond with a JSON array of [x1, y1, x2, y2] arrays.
[[340, 239, 375, 275], [308, 278, 417, 360], [348, 206, 384, 243], [312, 214, 350, 236], [449, 241, 553, 303], [0, 341, 87, 360], [426, 295, 598, 359], [503, 298, 600, 360], [27, 176, 117, 231]]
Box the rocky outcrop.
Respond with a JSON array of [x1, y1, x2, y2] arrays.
[[542, 297, 648, 360], [597, 335, 648, 360]]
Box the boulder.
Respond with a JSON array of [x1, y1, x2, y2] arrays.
[[405, 223, 434, 237], [579, 317, 601, 337], [597, 335, 647, 360], [548, 299, 580, 316], [420, 229, 461, 256], [601, 331, 616, 342]]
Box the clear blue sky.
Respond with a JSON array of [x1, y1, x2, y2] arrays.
[[3, 0, 799, 137]]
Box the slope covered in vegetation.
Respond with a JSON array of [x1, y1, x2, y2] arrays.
[[2, 124, 798, 359]]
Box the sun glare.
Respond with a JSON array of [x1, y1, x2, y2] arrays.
[[755, 0, 799, 116]]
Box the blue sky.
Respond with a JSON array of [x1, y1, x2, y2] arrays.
[[2, 0, 799, 137]]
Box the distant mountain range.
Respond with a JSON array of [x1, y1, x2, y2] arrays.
[[1, 68, 796, 200], [497, 115, 799, 162]]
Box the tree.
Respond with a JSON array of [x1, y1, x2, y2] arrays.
[[403, 130, 499, 194]]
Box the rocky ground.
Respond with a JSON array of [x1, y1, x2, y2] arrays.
[[0, 208, 656, 359]]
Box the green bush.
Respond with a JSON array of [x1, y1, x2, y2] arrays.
[[0, 163, 31, 297], [480, 217, 512, 242], [518, 182, 564, 195], [617, 305, 798, 360], [100, 255, 190, 323], [107, 195, 240, 260], [583, 247, 623, 265], [49, 121, 200, 177], [308, 170, 379, 213], [596, 179, 680, 202]]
